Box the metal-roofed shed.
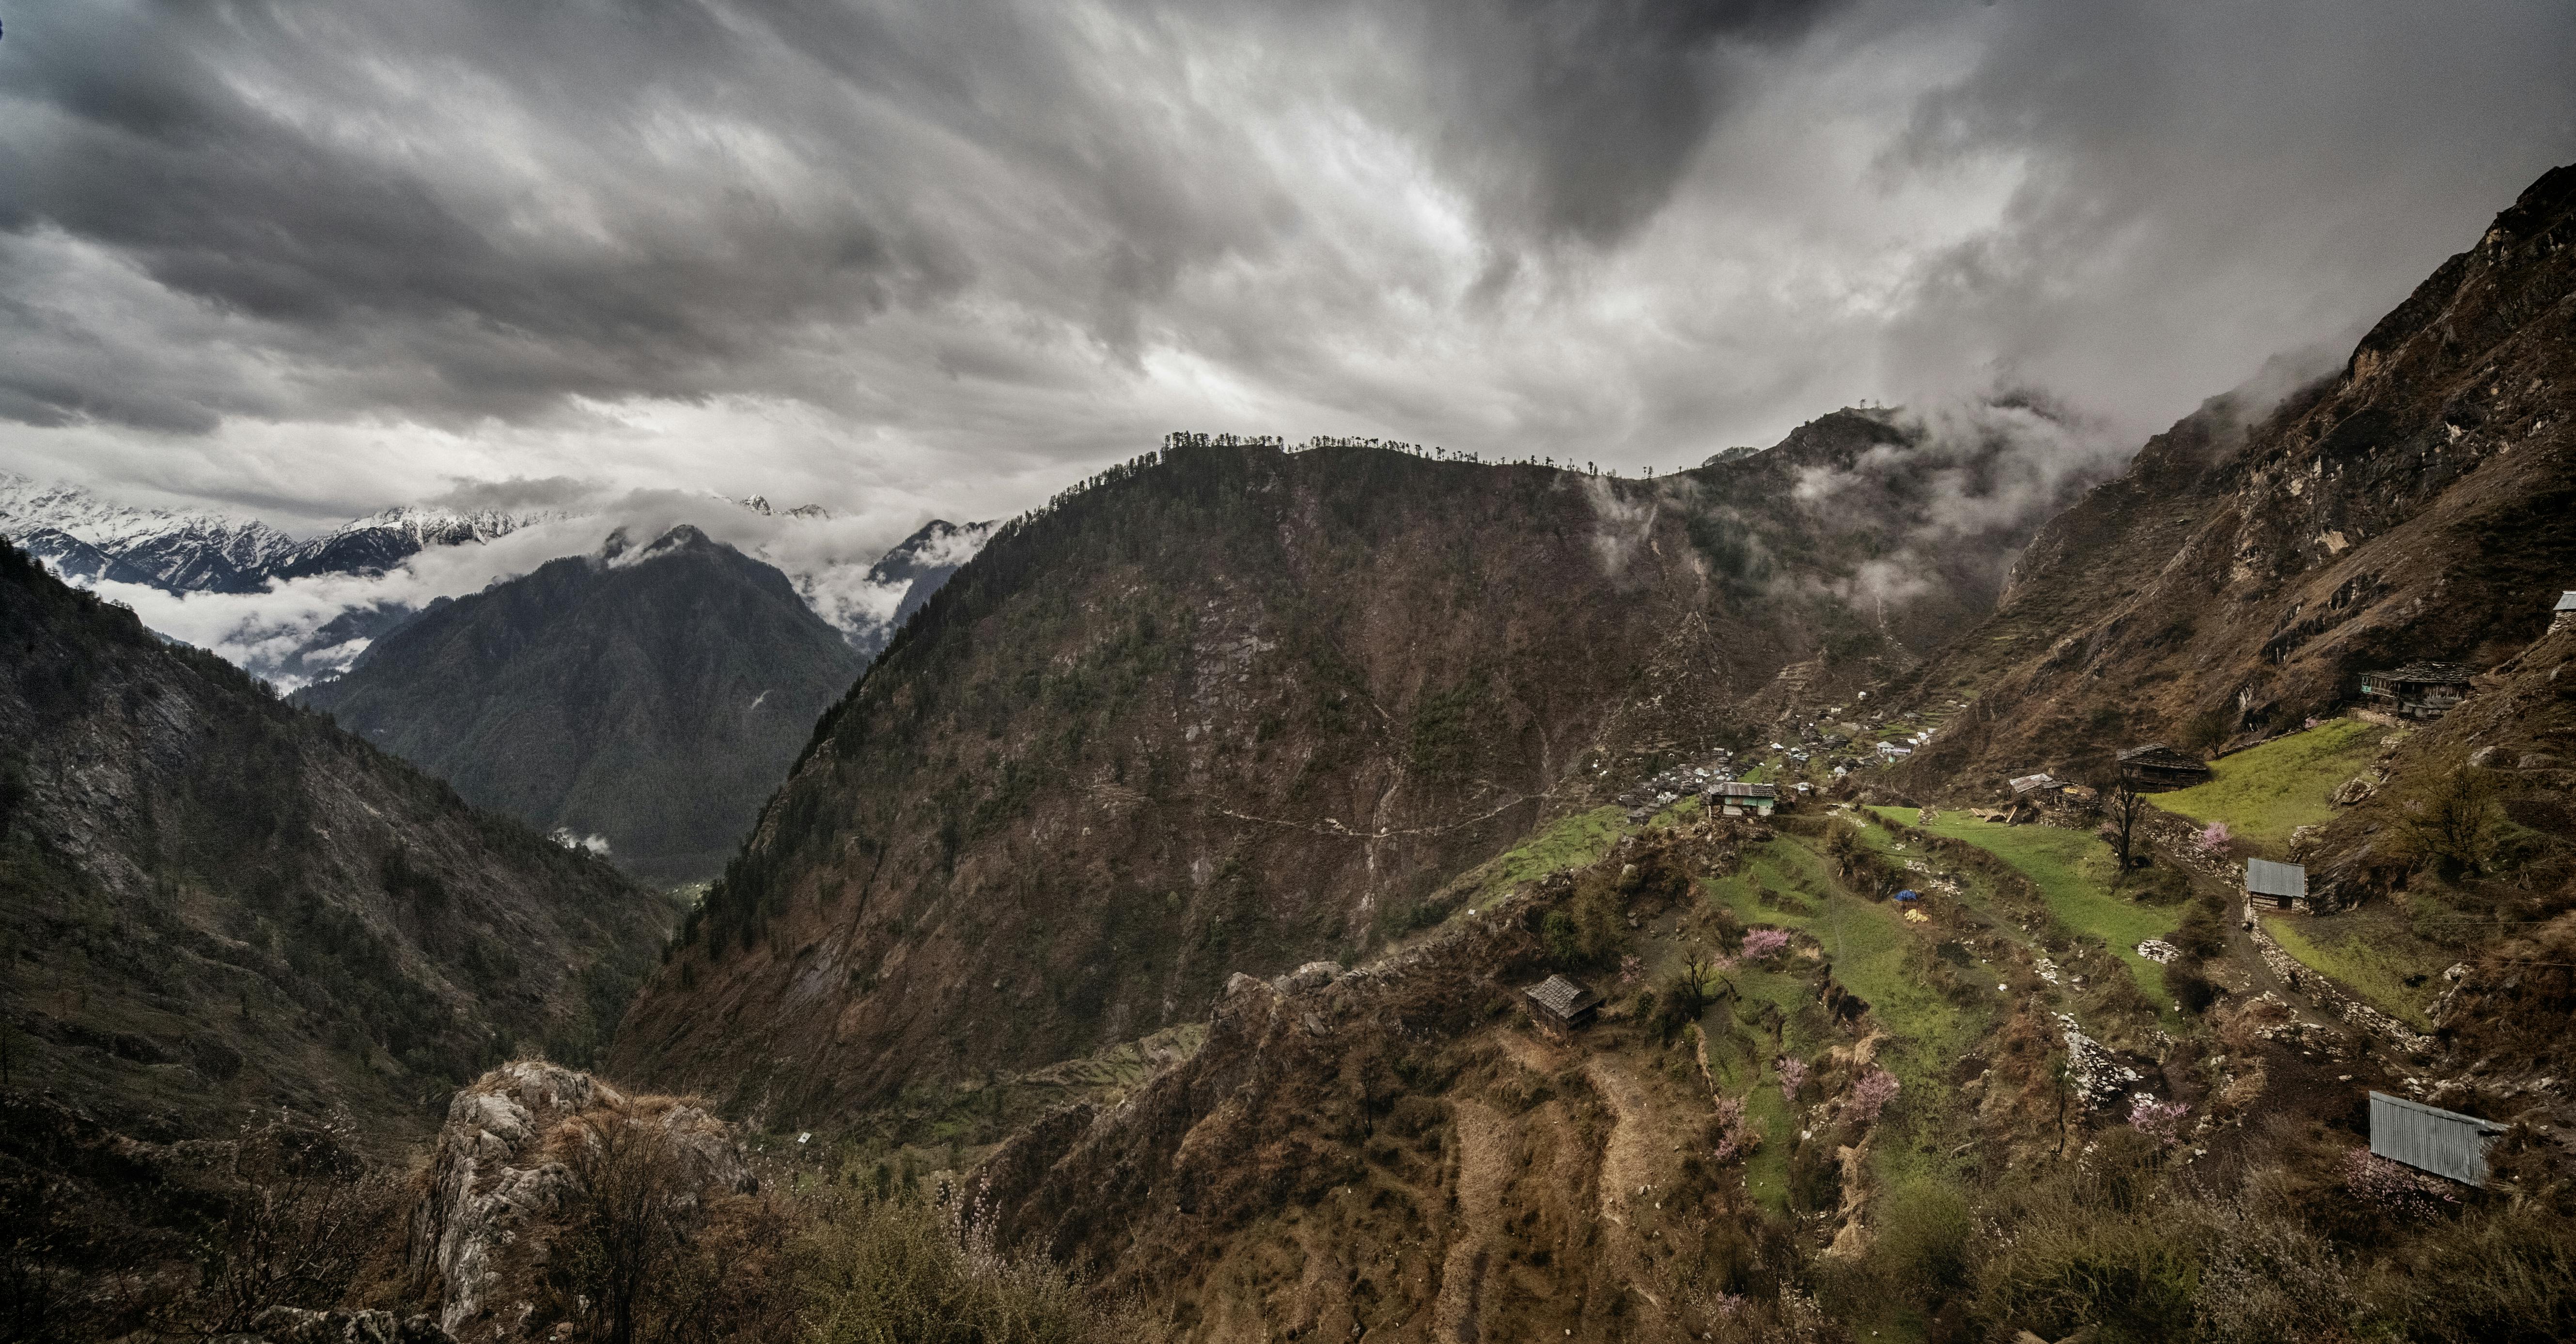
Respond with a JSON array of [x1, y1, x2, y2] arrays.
[[1706, 780, 1780, 817], [2371, 1091, 2503, 1185], [2246, 858, 2308, 910]]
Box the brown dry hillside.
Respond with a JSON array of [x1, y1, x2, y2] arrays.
[[1890, 163, 2576, 800], [612, 409, 2102, 1121]]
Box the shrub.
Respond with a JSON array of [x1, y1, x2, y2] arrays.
[[2389, 1203, 2576, 1344], [2164, 963, 2219, 1015], [796, 1190, 1166, 1344], [2340, 1147, 2459, 1220], [1873, 1179, 1974, 1298]]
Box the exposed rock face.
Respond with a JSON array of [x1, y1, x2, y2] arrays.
[[1896, 163, 2576, 796], [614, 409, 2111, 1120], [0, 537, 667, 1146], [406, 1062, 749, 1341]]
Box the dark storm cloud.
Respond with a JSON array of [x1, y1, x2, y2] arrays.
[[0, 0, 2569, 524], [0, 0, 1849, 433]]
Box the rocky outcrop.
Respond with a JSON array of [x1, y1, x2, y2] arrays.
[[406, 1063, 749, 1341], [224, 1306, 453, 1344]]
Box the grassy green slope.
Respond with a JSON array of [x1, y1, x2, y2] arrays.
[[2154, 719, 2395, 852], [1872, 808, 2183, 1013]]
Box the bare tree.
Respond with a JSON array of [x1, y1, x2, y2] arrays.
[[2104, 768, 2149, 873], [169, 1125, 393, 1337], [1670, 951, 1730, 1019], [2405, 766, 2501, 877], [556, 1117, 689, 1344]]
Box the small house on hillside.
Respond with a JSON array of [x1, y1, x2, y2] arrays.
[[2553, 591, 2576, 634], [2371, 1091, 2503, 1185], [1522, 974, 1602, 1041], [2359, 662, 2476, 719], [2118, 744, 2212, 792], [1707, 781, 1780, 817], [2246, 858, 2308, 912]]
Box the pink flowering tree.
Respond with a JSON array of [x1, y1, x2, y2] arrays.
[[2198, 820, 2233, 855], [1847, 1067, 1901, 1125], [1778, 1057, 1809, 1106], [1710, 1093, 1761, 1162], [2127, 1094, 2191, 1146], [1741, 928, 1791, 962]]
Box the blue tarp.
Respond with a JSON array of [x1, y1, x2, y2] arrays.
[[1895, 889, 1920, 902]]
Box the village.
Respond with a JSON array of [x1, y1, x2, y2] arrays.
[[1504, 584, 2576, 1212]]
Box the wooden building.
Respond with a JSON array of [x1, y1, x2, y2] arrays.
[[2246, 857, 2308, 911], [1706, 780, 1779, 817], [1521, 974, 1602, 1040], [2117, 744, 2212, 792], [2359, 662, 2476, 719], [2370, 1091, 2503, 1185]]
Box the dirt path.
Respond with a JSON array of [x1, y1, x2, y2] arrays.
[[1579, 1056, 1666, 1314], [1433, 1098, 1511, 1343]]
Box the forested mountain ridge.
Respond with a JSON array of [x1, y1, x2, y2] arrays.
[[0, 536, 669, 1145], [299, 525, 866, 885], [610, 405, 2112, 1120]]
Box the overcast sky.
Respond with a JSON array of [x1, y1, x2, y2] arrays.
[[1, 0, 2570, 546]]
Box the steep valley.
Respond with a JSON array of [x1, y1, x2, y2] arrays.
[[610, 406, 2101, 1121]]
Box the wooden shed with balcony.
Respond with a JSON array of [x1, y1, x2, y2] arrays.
[[2359, 662, 2476, 719], [1522, 974, 1602, 1041], [2117, 744, 2212, 792]]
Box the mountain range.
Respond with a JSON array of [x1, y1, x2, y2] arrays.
[[298, 525, 867, 885], [10, 162, 2576, 1344], [0, 472, 996, 685]]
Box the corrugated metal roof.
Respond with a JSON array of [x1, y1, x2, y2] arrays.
[[2245, 858, 2308, 899], [2370, 1091, 2502, 1185], [2558, 590, 2576, 613], [1710, 781, 1778, 798], [2009, 772, 2058, 794], [1524, 974, 1600, 1018], [2117, 744, 2205, 770]]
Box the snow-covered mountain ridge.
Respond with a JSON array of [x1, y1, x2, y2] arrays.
[[0, 472, 992, 686]]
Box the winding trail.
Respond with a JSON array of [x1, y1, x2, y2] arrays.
[[1434, 1098, 1511, 1342]]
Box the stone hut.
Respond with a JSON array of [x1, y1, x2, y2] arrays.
[[2359, 662, 2476, 719], [1522, 974, 1602, 1041], [2551, 590, 2575, 634], [2117, 744, 2212, 792]]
